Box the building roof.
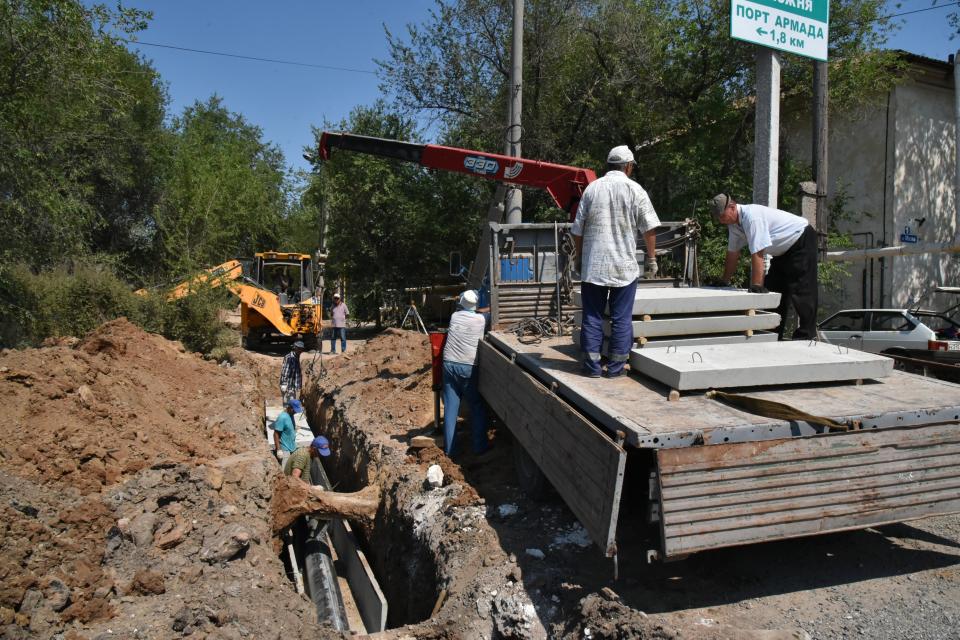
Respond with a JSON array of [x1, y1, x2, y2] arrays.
[[894, 49, 955, 89]]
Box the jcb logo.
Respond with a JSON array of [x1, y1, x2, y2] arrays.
[[464, 155, 499, 175], [252, 294, 266, 308]]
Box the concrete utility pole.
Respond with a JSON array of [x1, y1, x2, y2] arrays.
[[813, 60, 829, 254], [954, 50, 959, 240], [505, 0, 523, 224], [753, 49, 781, 207]]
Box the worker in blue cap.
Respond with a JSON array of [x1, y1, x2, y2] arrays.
[[270, 398, 302, 466], [284, 435, 331, 485]]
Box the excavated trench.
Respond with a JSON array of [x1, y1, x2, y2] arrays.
[[302, 390, 442, 630]]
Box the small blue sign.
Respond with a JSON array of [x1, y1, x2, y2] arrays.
[[900, 226, 918, 244]]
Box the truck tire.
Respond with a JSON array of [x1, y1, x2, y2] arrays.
[[513, 441, 548, 500]]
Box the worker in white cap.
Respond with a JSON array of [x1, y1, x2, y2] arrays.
[[329, 292, 350, 353], [440, 290, 489, 457], [571, 145, 661, 378]]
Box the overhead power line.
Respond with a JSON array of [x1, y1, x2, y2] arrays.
[[878, 1, 959, 20], [121, 2, 957, 74], [120, 38, 377, 75]]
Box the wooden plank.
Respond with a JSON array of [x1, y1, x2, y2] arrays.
[[656, 423, 960, 557], [478, 341, 626, 554], [668, 500, 960, 555], [662, 450, 960, 501], [664, 475, 960, 525], [658, 425, 960, 476]]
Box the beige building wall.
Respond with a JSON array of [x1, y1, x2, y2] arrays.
[[783, 54, 957, 316]]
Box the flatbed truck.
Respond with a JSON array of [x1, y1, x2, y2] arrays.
[[478, 330, 960, 564]]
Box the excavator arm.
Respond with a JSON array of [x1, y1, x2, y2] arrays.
[[139, 260, 296, 337], [318, 132, 597, 218]]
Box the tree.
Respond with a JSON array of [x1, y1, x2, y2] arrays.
[[304, 102, 488, 319], [154, 96, 290, 276], [377, 0, 901, 229], [0, 0, 167, 271]]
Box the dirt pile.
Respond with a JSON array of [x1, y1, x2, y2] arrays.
[[0, 319, 333, 639], [1, 318, 257, 493]]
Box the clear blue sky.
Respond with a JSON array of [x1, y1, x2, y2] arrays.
[[116, 0, 436, 173], [113, 0, 955, 174]]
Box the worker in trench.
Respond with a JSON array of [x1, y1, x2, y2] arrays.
[[708, 194, 818, 340], [441, 289, 489, 457], [284, 435, 332, 485], [270, 398, 302, 467], [572, 145, 661, 378], [279, 340, 305, 403]]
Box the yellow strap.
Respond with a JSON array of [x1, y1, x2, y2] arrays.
[[706, 390, 849, 431]]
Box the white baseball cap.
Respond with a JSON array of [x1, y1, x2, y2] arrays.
[[459, 290, 478, 310], [607, 145, 634, 165]]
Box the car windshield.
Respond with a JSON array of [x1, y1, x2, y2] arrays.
[[915, 312, 960, 339]]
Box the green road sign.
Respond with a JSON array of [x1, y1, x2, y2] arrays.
[[730, 0, 829, 61]]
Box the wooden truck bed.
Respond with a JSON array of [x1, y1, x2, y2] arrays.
[[479, 331, 960, 560]]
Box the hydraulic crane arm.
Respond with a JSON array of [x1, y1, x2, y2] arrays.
[[318, 132, 597, 218]]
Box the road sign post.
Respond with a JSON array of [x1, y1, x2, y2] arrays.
[[730, 0, 830, 62], [732, 0, 830, 210]]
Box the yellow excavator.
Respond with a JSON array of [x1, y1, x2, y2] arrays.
[[143, 251, 325, 350]]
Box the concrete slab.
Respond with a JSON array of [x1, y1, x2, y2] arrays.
[[572, 286, 781, 315], [629, 341, 894, 391], [574, 311, 781, 337], [265, 404, 314, 450], [572, 328, 778, 354]]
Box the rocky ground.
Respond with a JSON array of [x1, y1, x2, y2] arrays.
[[0, 319, 335, 639], [1, 321, 958, 639]]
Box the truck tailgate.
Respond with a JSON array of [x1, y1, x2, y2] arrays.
[[655, 423, 960, 557], [478, 341, 626, 555]]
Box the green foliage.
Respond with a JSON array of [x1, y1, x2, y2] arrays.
[[154, 96, 291, 276], [306, 101, 487, 319], [0, 0, 167, 271], [0, 261, 234, 355], [376, 0, 901, 263]]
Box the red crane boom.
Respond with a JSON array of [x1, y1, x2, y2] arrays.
[[317, 132, 596, 219]]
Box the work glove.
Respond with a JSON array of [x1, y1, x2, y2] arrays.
[[748, 283, 770, 294], [644, 258, 658, 279]]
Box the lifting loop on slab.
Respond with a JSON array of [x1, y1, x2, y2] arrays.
[[690, 351, 703, 364], [666, 344, 678, 354], [836, 344, 849, 355]]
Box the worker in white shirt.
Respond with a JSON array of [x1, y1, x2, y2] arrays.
[[571, 145, 661, 378], [710, 194, 818, 340], [441, 290, 489, 457]]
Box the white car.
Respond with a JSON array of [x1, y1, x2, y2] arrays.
[[818, 308, 960, 354]]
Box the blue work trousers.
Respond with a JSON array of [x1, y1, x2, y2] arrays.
[[441, 361, 488, 456], [579, 280, 638, 376], [329, 327, 347, 353]]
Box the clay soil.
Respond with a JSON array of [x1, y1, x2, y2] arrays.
[[0, 319, 336, 639], [3, 321, 959, 640]]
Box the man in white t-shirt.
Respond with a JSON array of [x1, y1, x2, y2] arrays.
[[710, 194, 818, 340], [441, 290, 489, 457], [571, 145, 661, 377]]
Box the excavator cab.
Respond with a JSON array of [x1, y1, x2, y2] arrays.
[[254, 252, 315, 304], [239, 252, 323, 350]]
